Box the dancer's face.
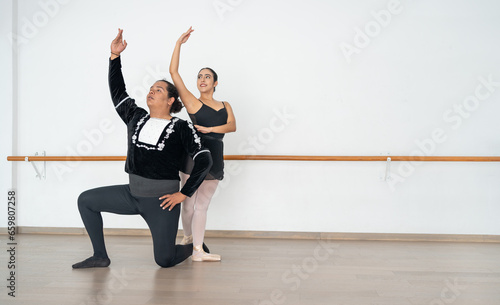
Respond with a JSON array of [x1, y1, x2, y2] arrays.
[[197, 69, 218, 93], [147, 81, 172, 109]]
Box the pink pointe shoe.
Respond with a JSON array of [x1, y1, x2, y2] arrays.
[[180, 235, 193, 245], [192, 245, 221, 262]]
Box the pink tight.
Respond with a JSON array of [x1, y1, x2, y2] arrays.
[[181, 173, 219, 246]]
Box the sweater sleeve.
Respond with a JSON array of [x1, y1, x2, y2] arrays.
[[179, 121, 213, 197], [108, 56, 138, 124]]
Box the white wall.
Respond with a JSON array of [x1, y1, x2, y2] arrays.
[[3, 0, 500, 234], [0, 0, 14, 228]]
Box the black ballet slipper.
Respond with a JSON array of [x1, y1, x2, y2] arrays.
[[72, 256, 111, 269], [202, 243, 210, 253]]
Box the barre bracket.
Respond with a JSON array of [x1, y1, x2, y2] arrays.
[[379, 152, 392, 182], [27, 151, 46, 180], [384, 157, 392, 181]]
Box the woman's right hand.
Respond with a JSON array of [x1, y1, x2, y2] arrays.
[[176, 27, 194, 45], [110, 28, 127, 57]]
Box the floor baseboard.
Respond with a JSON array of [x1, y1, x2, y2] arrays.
[[1, 226, 499, 243]]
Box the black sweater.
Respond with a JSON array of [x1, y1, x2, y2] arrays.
[[108, 56, 212, 197]]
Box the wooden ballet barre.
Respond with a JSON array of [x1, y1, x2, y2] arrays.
[[7, 156, 127, 162], [7, 155, 500, 162], [225, 155, 500, 162]]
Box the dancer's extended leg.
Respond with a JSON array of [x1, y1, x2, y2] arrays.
[[74, 185, 139, 268]]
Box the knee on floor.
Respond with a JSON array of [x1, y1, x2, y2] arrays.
[[154, 255, 176, 268]]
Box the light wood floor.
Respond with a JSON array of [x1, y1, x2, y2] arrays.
[[1, 234, 499, 305]]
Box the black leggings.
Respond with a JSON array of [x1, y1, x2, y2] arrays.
[[77, 184, 192, 268]]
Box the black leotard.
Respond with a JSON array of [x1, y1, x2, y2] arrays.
[[183, 101, 228, 180]]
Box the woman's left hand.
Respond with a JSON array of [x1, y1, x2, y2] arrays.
[[194, 125, 212, 133], [159, 192, 187, 211]]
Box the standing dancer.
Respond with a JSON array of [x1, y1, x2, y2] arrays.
[[73, 28, 212, 269], [169, 27, 236, 262]]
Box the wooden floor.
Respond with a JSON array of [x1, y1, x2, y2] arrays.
[[1, 234, 499, 305]]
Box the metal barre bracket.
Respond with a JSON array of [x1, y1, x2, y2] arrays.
[[384, 157, 392, 181], [27, 151, 46, 180], [379, 152, 392, 182]]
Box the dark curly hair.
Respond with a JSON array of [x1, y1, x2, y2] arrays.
[[158, 79, 183, 114]]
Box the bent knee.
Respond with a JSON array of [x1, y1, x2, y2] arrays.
[[155, 256, 175, 268], [78, 191, 89, 206], [77, 190, 97, 210]]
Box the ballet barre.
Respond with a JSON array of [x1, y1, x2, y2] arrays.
[[7, 155, 500, 162], [8, 154, 500, 181]]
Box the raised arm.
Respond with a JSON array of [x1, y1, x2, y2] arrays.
[[108, 28, 137, 124], [169, 27, 199, 113], [109, 29, 128, 104], [110, 28, 127, 60]]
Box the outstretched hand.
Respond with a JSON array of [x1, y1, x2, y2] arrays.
[[159, 192, 187, 211], [176, 26, 194, 45], [111, 28, 127, 56]]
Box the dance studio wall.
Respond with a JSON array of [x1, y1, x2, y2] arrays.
[[1, 1, 15, 228], [2, 0, 500, 235]]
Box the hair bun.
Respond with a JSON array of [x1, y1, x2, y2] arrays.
[[170, 99, 183, 114]]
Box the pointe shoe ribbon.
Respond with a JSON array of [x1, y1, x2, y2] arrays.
[[180, 235, 193, 245]]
